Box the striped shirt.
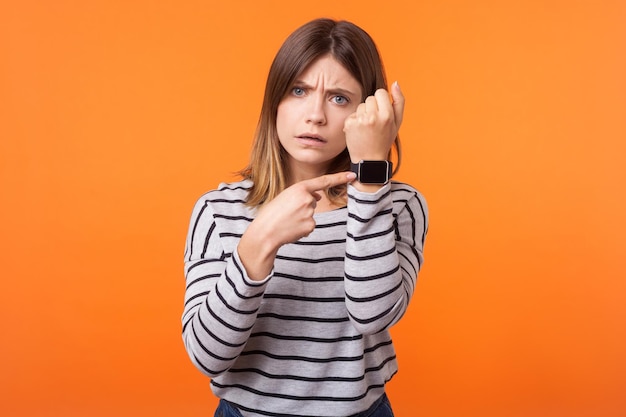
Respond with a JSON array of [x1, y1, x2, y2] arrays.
[[182, 179, 428, 417]]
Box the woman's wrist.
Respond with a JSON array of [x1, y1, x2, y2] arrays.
[[350, 181, 385, 193], [238, 224, 279, 281]]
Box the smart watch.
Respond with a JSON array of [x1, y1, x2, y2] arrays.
[[350, 160, 393, 184]]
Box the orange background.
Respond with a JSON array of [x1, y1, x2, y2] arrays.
[[1, 1, 625, 416]]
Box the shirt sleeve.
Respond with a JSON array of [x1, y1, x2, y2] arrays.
[[181, 194, 270, 377], [344, 182, 428, 334]]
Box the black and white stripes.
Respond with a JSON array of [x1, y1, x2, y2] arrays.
[[182, 179, 428, 417]]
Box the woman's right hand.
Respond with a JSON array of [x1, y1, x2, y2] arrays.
[[237, 171, 356, 280]]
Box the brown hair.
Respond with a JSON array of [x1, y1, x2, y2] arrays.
[[240, 18, 401, 206]]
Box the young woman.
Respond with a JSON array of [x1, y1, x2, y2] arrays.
[[182, 18, 428, 417]]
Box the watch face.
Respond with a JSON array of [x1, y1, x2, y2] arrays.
[[359, 161, 389, 183]]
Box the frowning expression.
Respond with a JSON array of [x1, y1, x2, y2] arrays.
[[276, 54, 362, 180]]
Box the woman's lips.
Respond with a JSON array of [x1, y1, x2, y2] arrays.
[[296, 133, 326, 146]]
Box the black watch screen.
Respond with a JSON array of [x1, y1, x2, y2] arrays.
[[358, 161, 390, 184]]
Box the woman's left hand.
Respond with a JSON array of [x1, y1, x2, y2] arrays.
[[343, 81, 404, 162]]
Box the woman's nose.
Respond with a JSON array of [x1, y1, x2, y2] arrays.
[[306, 95, 326, 125]]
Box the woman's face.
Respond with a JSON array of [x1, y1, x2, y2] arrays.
[[276, 54, 362, 181]]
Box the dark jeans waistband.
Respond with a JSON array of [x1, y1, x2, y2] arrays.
[[216, 393, 390, 417]]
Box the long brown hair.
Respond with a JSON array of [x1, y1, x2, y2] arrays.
[[240, 18, 401, 206]]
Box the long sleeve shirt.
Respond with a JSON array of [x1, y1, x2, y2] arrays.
[[182, 179, 428, 417]]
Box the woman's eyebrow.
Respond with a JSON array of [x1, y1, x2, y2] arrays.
[[292, 80, 358, 98], [327, 87, 358, 97]]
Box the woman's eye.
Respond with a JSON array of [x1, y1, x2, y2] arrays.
[[292, 87, 305, 96], [332, 95, 349, 105]]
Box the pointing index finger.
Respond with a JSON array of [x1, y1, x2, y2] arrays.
[[302, 171, 356, 192]]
